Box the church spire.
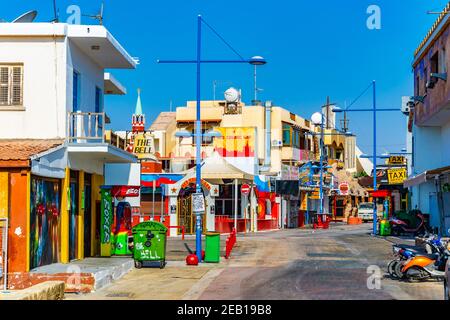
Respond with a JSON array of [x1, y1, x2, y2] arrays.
[[132, 88, 145, 132], [135, 88, 143, 115]]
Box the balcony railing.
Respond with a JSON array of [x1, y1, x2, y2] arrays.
[[67, 111, 105, 143]]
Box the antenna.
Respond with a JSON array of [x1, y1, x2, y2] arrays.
[[52, 0, 59, 22], [82, 2, 104, 25]]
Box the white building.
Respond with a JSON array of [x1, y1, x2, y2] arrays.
[[404, 9, 450, 236], [0, 22, 137, 175], [0, 21, 138, 269]]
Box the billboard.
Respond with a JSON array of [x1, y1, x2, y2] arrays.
[[214, 127, 255, 158]]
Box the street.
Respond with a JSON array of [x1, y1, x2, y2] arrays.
[[67, 224, 443, 300]]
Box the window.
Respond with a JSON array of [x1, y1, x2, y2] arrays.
[[0, 64, 23, 107], [191, 128, 213, 144], [73, 70, 80, 111], [282, 123, 292, 146], [293, 129, 301, 149], [430, 52, 439, 74], [95, 87, 103, 113], [440, 47, 447, 73], [423, 67, 428, 93], [95, 86, 103, 129]]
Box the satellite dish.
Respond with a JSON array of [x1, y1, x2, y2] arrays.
[[224, 87, 240, 103], [12, 10, 38, 23]]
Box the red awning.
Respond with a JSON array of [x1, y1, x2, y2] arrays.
[[370, 190, 392, 198]]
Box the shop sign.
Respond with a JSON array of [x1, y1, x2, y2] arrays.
[[192, 193, 205, 214], [387, 168, 407, 185], [131, 133, 155, 159], [339, 182, 349, 196], [181, 178, 211, 191], [388, 156, 405, 165], [100, 189, 113, 246], [111, 186, 140, 198]]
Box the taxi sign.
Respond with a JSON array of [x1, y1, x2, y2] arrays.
[[388, 156, 405, 165], [387, 168, 407, 185]]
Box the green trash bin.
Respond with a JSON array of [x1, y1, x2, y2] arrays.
[[379, 219, 391, 236], [132, 221, 168, 269], [205, 232, 221, 263]]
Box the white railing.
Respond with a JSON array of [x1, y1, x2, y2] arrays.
[[67, 111, 105, 143]]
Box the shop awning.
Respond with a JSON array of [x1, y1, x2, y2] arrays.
[[181, 151, 254, 181], [403, 165, 450, 188]]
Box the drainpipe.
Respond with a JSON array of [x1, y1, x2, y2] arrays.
[[261, 101, 272, 171]]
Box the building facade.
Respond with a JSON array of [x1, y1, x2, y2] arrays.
[[147, 96, 360, 234], [405, 3, 450, 235], [0, 22, 137, 288]]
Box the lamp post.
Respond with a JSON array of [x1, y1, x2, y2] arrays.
[[332, 80, 401, 235], [159, 15, 266, 263]]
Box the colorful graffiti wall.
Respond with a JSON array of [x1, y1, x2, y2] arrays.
[[30, 177, 61, 269]]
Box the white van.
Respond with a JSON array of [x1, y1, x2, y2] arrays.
[[357, 202, 380, 222]]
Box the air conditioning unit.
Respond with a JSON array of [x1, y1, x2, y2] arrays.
[[271, 140, 282, 147]]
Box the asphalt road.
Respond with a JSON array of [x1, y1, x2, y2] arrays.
[[68, 223, 444, 300]]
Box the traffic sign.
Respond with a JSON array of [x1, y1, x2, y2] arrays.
[[241, 184, 251, 196]]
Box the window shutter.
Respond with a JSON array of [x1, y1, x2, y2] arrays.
[[0, 67, 9, 105], [11, 66, 22, 105]]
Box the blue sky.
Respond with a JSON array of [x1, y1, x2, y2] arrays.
[[3, 0, 449, 155]]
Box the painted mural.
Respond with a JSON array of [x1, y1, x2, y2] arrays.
[[30, 177, 61, 269], [213, 127, 255, 157]]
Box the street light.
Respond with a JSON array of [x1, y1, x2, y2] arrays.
[[332, 80, 401, 235], [158, 15, 266, 263], [310, 112, 327, 227], [249, 56, 266, 102]]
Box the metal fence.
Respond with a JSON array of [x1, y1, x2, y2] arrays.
[[0, 218, 8, 291]]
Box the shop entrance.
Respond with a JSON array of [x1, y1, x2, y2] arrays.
[[178, 192, 194, 234], [83, 174, 92, 257], [29, 176, 62, 269], [69, 171, 78, 261]]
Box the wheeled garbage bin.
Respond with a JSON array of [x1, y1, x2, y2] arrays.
[[379, 219, 391, 236], [204, 232, 221, 263], [132, 221, 168, 269]]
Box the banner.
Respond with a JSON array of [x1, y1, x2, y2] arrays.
[[214, 127, 255, 157], [100, 188, 113, 257]]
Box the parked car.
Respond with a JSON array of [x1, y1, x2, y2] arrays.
[[357, 202, 381, 222]]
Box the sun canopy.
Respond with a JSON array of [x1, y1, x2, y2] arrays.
[[181, 151, 254, 181]]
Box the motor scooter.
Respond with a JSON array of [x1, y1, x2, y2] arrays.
[[401, 239, 450, 282], [389, 210, 429, 236], [387, 234, 442, 279]]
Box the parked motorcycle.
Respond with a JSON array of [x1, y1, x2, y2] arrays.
[[389, 210, 429, 236], [387, 234, 444, 279], [401, 238, 450, 282]]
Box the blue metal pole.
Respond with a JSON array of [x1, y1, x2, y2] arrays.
[[319, 113, 324, 216], [195, 15, 203, 262], [372, 80, 377, 235]]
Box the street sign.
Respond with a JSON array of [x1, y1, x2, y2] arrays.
[[387, 168, 407, 185], [388, 156, 405, 165], [339, 182, 349, 196], [192, 193, 205, 214], [241, 184, 251, 196]]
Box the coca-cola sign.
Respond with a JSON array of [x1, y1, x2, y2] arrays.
[[111, 186, 140, 198]]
